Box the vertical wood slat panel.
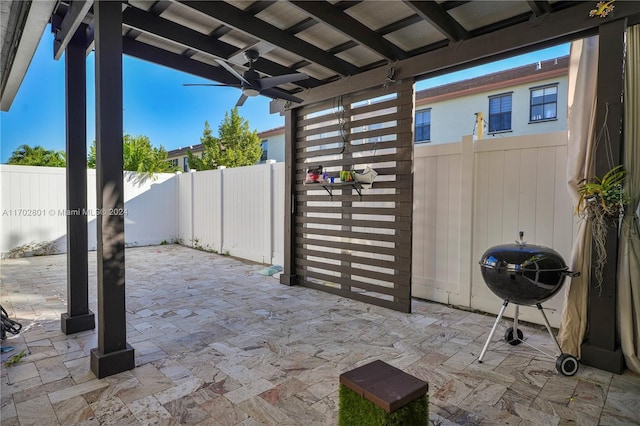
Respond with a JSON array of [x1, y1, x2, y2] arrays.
[[293, 80, 414, 313]]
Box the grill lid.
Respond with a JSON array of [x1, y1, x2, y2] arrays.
[[478, 232, 579, 305]]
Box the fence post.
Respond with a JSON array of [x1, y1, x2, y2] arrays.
[[459, 135, 475, 306], [218, 166, 225, 254], [189, 169, 196, 247], [174, 171, 181, 244], [266, 160, 276, 265]]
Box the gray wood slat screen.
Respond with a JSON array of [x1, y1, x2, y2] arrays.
[[293, 80, 414, 313]]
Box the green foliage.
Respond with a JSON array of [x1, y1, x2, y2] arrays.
[[187, 108, 262, 171], [88, 134, 180, 174], [576, 164, 629, 216], [7, 145, 66, 167], [338, 385, 429, 426], [4, 350, 27, 367], [576, 165, 629, 294]]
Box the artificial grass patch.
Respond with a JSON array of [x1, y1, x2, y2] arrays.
[[338, 384, 429, 426]]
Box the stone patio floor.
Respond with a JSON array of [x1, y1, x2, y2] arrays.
[[1, 245, 639, 425]]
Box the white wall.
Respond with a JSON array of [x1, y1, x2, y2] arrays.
[[0, 165, 177, 256], [418, 75, 568, 144], [263, 132, 285, 163]]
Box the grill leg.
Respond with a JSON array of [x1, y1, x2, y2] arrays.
[[537, 303, 562, 356], [513, 305, 520, 341], [479, 300, 509, 363]]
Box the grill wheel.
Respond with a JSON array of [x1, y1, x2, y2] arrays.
[[504, 327, 523, 345], [556, 353, 579, 376]]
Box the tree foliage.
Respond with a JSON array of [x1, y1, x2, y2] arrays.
[[187, 108, 262, 171], [88, 134, 179, 174], [7, 145, 66, 167]]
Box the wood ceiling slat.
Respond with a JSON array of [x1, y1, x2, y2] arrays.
[[289, 1, 408, 61], [178, 0, 359, 76], [122, 38, 238, 85], [122, 7, 238, 59], [403, 0, 470, 42]]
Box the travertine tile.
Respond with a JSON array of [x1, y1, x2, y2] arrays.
[[1, 396, 17, 421], [154, 376, 205, 405], [223, 378, 274, 404], [48, 379, 109, 404], [2, 245, 639, 426], [52, 395, 96, 424], [572, 378, 607, 407], [89, 396, 137, 425], [163, 394, 211, 424], [126, 394, 173, 424], [237, 396, 294, 425], [15, 394, 59, 426], [199, 395, 248, 425], [35, 355, 70, 384]]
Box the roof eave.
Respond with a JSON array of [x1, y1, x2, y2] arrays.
[[0, 0, 56, 112]]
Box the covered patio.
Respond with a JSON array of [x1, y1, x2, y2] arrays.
[[1, 245, 639, 425], [2, 1, 640, 423]]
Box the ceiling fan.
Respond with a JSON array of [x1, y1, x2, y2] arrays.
[[183, 49, 308, 107]]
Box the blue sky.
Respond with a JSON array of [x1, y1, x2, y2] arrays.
[[0, 25, 570, 163]]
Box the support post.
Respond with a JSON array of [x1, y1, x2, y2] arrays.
[[280, 109, 298, 286], [90, 0, 134, 379], [61, 25, 94, 335], [580, 18, 627, 374]]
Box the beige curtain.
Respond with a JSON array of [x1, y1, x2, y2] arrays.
[[558, 36, 599, 357], [618, 24, 640, 373]]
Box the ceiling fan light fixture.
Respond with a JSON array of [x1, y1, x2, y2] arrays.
[[243, 87, 260, 97]]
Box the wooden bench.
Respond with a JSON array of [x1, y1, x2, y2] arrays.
[[339, 360, 429, 424]]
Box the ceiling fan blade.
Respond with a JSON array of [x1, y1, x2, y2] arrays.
[[260, 87, 304, 104], [256, 73, 308, 90], [215, 58, 250, 85], [236, 93, 248, 107], [183, 83, 242, 88]]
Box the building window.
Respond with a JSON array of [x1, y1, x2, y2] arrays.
[[488, 93, 512, 133], [168, 158, 178, 168], [260, 140, 268, 162], [415, 109, 431, 143], [530, 85, 558, 122], [183, 157, 189, 172]]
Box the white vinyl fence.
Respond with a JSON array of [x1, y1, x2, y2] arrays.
[[1, 133, 575, 326], [176, 162, 284, 265], [0, 165, 177, 256], [1, 162, 285, 266], [413, 131, 576, 327]]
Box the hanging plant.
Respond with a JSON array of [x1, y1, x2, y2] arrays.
[[575, 164, 629, 293]]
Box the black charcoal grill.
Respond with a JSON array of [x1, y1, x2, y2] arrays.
[[477, 232, 580, 376]]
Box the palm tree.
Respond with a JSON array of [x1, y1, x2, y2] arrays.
[[7, 145, 66, 167]]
